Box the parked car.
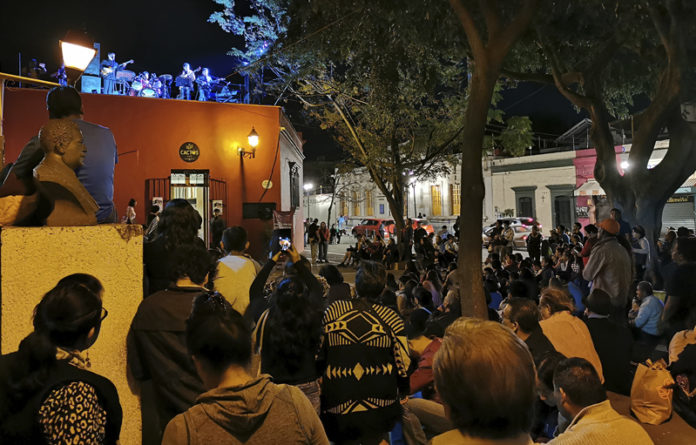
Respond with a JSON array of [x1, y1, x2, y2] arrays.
[[481, 217, 540, 250]]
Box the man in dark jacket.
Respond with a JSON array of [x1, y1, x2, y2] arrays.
[[502, 297, 557, 366], [583, 289, 633, 395], [128, 244, 213, 443]]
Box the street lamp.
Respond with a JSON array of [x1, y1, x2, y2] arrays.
[[238, 127, 260, 159], [304, 183, 314, 220], [60, 30, 96, 85]]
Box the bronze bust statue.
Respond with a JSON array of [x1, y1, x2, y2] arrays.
[[34, 119, 98, 226]]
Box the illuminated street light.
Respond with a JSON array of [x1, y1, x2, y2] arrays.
[[238, 127, 259, 159], [621, 161, 629, 170], [60, 30, 96, 86], [304, 183, 314, 191], [247, 127, 259, 148]]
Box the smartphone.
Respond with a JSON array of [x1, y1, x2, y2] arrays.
[[279, 237, 291, 251]]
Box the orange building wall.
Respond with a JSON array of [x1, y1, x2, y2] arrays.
[[3, 88, 292, 259]]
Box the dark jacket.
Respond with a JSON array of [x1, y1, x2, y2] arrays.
[[0, 355, 122, 444], [524, 328, 558, 366], [127, 286, 207, 435], [585, 316, 634, 395]]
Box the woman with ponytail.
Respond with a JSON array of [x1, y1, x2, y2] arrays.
[[0, 274, 122, 444], [161, 293, 328, 444]]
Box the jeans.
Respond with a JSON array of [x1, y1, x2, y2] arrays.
[[318, 240, 328, 262], [401, 398, 452, 445]]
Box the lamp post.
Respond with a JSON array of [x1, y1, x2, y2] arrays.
[[238, 127, 260, 159], [304, 183, 314, 221], [60, 30, 96, 86]]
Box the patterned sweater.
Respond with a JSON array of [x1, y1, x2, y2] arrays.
[[318, 299, 411, 439]]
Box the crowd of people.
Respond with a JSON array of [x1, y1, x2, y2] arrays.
[[2, 194, 694, 444]]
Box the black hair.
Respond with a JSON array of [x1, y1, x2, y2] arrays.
[[386, 272, 398, 291], [186, 293, 251, 370], [170, 244, 215, 285], [405, 261, 419, 276], [584, 224, 598, 234], [46, 86, 83, 119], [677, 227, 690, 238], [319, 264, 344, 285], [484, 279, 499, 293], [675, 236, 696, 262], [264, 276, 323, 375], [4, 274, 103, 410], [222, 226, 248, 252], [424, 269, 442, 293], [553, 357, 607, 407], [414, 286, 434, 311], [379, 288, 399, 312], [537, 351, 566, 390], [507, 280, 528, 299], [505, 298, 540, 333], [585, 288, 613, 316], [156, 199, 203, 251], [150, 205, 160, 213], [355, 261, 386, 302], [128, 198, 136, 207], [632, 225, 646, 238]]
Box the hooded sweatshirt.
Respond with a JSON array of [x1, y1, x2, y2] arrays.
[[161, 375, 328, 445]]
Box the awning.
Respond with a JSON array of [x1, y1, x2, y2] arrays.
[[574, 179, 605, 196]]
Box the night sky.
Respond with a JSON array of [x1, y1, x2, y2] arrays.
[[0, 1, 585, 161]]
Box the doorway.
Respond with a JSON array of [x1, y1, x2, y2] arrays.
[[170, 169, 209, 243]]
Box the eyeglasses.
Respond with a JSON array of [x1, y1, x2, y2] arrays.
[[100, 307, 109, 321]]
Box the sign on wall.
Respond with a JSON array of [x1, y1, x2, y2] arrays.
[[212, 200, 223, 215], [179, 142, 200, 162], [152, 197, 164, 212]]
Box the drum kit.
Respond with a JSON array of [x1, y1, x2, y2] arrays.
[[116, 70, 172, 99]]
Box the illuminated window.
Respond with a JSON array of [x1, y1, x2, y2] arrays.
[[431, 185, 442, 216], [352, 190, 360, 215], [365, 190, 374, 216], [341, 198, 348, 216], [450, 184, 460, 215]]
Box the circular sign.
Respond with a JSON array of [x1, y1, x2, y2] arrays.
[[262, 180, 273, 189], [179, 142, 200, 162]]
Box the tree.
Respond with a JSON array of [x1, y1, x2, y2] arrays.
[[503, 0, 696, 272], [210, 0, 537, 318]]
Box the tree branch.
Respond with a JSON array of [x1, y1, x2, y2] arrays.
[[490, 0, 538, 63], [501, 68, 554, 85], [449, 0, 486, 61], [479, 0, 501, 40]]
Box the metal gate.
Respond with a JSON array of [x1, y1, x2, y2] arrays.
[[145, 177, 170, 210], [210, 178, 227, 214]]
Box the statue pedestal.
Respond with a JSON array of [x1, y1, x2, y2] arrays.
[[1, 224, 143, 445]]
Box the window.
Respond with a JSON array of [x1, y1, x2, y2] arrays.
[[352, 190, 360, 215], [431, 185, 442, 216], [365, 190, 374, 216], [340, 198, 348, 216], [379, 204, 385, 214], [518, 197, 533, 218], [450, 183, 460, 216], [512, 186, 537, 218], [289, 164, 300, 208]]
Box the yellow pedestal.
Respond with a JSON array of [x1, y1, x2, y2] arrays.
[[1, 224, 143, 445]]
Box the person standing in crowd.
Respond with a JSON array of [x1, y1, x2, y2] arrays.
[[209, 208, 226, 250], [546, 358, 653, 444], [571, 222, 585, 243], [0, 274, 122, 444], [124, 198, 136, 224], [318, 261, 411, 444], [582, 219, 632, 320], [527, 224, 543, 263], [214, 226, 260, 314], [318, 221, 330, 263], [145, 205, 161, 240], [9, 86, 119, 222], [319, 264, 352, 307], [610, 208, 632, 240], [128, 245, 211, 443], [330, 224, 338, 244], [308, 218, 319, 264], [661, 236, 696, 336], [579, 224, 598, 266], [400, 218, 414, 262], [252, 246, 325, 411], [161, 293, 328, 444], [503, 220, 516, 256], [583, 289, 633, 395], [431, 318, 537, 445], [631, 225, 650, 281], [144, 199, 206, 295]]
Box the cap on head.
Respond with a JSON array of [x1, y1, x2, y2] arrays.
[[598, 218, 620, 235]]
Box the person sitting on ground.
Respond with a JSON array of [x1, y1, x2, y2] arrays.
[[128, 244, 212, 442], [318, 261, 411, 444], [0, 274, 122, 444], [539, 287, 605, 383], [424, 290, 461, 338], [629, 281, 664, 354], [319, 264, 352, 307], [161, 293, 328, 444], [144, 199, 206, 295], [502, 297, 557, 366], [546, 358, 653, 445], [533, 352, 567, 441], [661, 236, 696, 337], [431, 318, 537, 445], [669, 313, 696, 428], [214, 226, 260, 314], [583, 289, 633, 395]]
